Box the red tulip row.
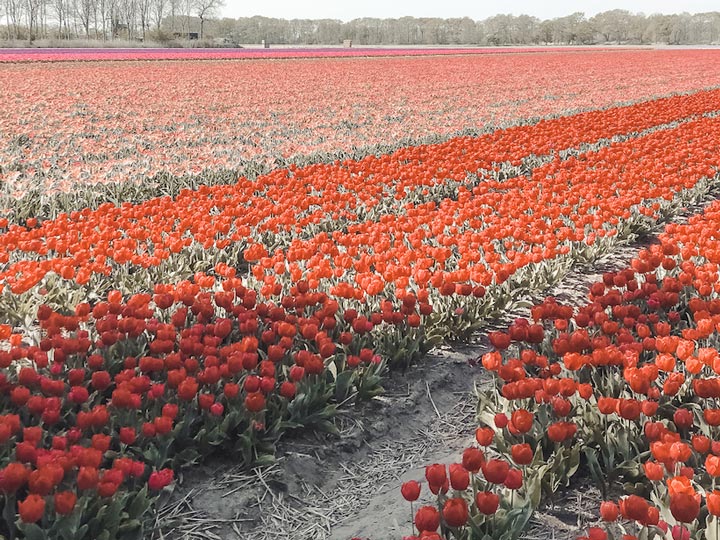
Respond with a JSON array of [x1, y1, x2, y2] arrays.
[[0, 266, 412, 537], [396, 197, 720, 538]]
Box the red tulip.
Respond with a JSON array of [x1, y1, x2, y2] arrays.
[[245, 392, 266, 412], [424, 464, 446, 491], [148, 468, 174, 491], [414, 506, 440, 532], [0, 462, 29, 493], [119, 427, 136, 445], [494, 413, 508, 428], [600, 501, 619, 521], [400, 480, 421, 502], [280, 381, 296, 399], [474, 427, 494, 446], [475, 491, 499, 515], [511, 443, 533, 465], [673, 408, 693, 429], [210, 402, 224, 416], [707, 490, 720, 516], [708, 454, 720, 477], [77, 467, 99, 490], [28, 467, 55, 495], [442, 498, 468, 528], [510, 409, 533, 433], [504, 468, 522, 490], [461, 447, 484, 473], [19, 494, 45, 523], [54, 491, 77, 515], [670, 493, 700, 523], [620, 495, 649, 522], [482, 459, 509, 484], [448, 463, 469, 491], [177, 377, 199, 401], [672, 525, 690, 540]]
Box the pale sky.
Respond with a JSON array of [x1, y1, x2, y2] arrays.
[[221, 0, 718, 21]]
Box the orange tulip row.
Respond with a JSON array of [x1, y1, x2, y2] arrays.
[[250, 111, 720, 301], [3, 88, 720, 298]]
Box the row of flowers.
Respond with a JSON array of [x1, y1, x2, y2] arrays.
[[0, 47, 563, 63], [396, 197, 720, 539], [4, 86, 720, 327], [0, 270, 401, 538]]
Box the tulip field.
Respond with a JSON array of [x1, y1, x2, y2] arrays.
[[3, 47, 720, 540]]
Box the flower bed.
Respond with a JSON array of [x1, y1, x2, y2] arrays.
[[3, 50, 720, 204], [3, 54, 720, 539], [0, 46, 603, 63]]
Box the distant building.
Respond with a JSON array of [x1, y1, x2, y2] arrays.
[[173, 32, 199, 40]]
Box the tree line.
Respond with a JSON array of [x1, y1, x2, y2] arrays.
[[1, 0, 224, 41], [219, 11, 720, 46], [2, 4, 720, 45]]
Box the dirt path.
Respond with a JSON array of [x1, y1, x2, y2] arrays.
[[150, 345, 487, 540]]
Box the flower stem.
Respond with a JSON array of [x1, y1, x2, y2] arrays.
[[410, 501, 415, 535]]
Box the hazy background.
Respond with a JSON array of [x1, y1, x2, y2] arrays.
[[221, 0, 720, 21], [3, 0, 720, 46]]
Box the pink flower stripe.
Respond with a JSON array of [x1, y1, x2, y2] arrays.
[[0, 46, 620, 63], [3, 50, 720, 200]]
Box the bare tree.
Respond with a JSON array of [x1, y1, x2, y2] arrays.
[[117, 0, 137, 39], [150, 0, 165, 31], [167, 0, 181, 32], [137, 0, 149, 39], [108, 0, 121, 38], [192, 0, 222, 39], [74, 0, 93, 37], [4, 0, 22, 39], [50, 0, 68, 37], [26, 0, 47, 39]]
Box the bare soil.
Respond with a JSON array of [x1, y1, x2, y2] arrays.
[[150, 344, 487, 540]]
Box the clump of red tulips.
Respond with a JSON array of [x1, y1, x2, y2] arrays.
[[399, 443, 531, 539], [0, 271, 385, 539]]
